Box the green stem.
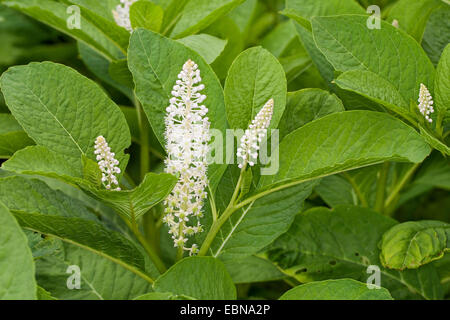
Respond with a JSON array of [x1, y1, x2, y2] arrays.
[[384, 163, 420, 211], [198, 167, 246, 256], [374, 162, 390, 214], [127, 207, 166, 274], [135, 96, 150, 181], [342, 172, 368, 207], [143, 210, 160, 255]]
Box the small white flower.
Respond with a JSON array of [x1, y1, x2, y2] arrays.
[[237, 98, 274, 168], [112, 0, 137, 33], [418, 83, 434, 123], [163, 59, 210, 255], [392, 19, 399, 28], [94, 136, 121, 191]]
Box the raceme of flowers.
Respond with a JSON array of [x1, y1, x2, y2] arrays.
[[94, 136, 121, 191], [237, 98, 274, 168], [163, 59, 211, 256], [112, 0, 137, 33], [418, 83, 434, 123]]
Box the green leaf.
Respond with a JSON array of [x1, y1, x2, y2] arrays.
[[2, 145, 83, 182], [67, 0, 130, 52], [134, 292, 193, 300], [209, 167, 317, 261], [334, 70, 414, 122], [0, 62, 131, 173], [154, 257, 236, 299], [260, 111, 431, 189], [78, 42, 133, 99], [170, 0, 245, 39], [285, 0, 364, 23], [35, 243, 153, 300], [127, 29, 227, 189], [130, 0, 164, 32], [0, 176, 96, 220], [0, 113, 34, 158], [3, 0, 124, 60], [36, 286, 57, 300], [422, 6, 450, 66], [12, 211, 155, 285], [225, 255, 286, 284], [278, 88, 344, 139], [224, 46, 286, 130], [419, 126, 450, 156], [0, 202, 36, 299], [435, 44, 450, 126], [387, 0, 443, 42], [279, 279, 393, 300], [267, 205, 443, 300], [177, 34, 227, 64], [311, 15, 436, 106], [82, 172, 177, 221], [109, 59, 135, 89], [380, 220, 450, 270]]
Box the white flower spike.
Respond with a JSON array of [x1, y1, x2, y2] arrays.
[[94, 136, 121, 191], [163, 59, 210, 256], [112, 0, 137, 33], [418, 83, 434, 123], [237, 98, 274, 168]]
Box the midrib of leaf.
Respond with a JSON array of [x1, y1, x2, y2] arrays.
[[250, 51, 262, 122], [213, 201, 255, 257], [21, 224, 154, 285], [25, 83, 85, 156]]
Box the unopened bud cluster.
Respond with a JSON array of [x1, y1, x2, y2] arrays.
[[163, 59, 210, 256], [237, 98, 274, 168], [94, 136, 121, 191], [112, 0, 136, 32], [418, 83, 434, 123]]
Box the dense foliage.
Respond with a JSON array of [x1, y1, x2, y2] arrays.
[[0, 0, 448, 300]]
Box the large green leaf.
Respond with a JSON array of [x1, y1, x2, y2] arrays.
[[0, 176, 96, 220], [0, 62, 131, 173], [13, 211, 153, 283], [224, 46, 286, 130], [311, 15, 436, 107], [279, 279, 393, 300], [2, 145, 83, 182], [177, 34, 227, 64], [35, 243, 153, 300], [169, 0, 245, 39], [435, 44, 450, 126], [387, 0, 443, 42], [380, 221, 450, 270], [208, 167, 317, 262], [0, 202, 36, 299], [130, 0, 164, 32], [154, 257, 236, 299], [285, 0, 364, 24], [225, 255, 286, 284], [422, 6, 450, 66], [260, 111, 431, 189], [0, 113, 34, 158], [3, 0, 124, 60], [83, 172, 177, 221], [267, 205, 443, 300], [278, 88, 344, 139], [335, 70, 413, 122], [127, 29, 227, 189]]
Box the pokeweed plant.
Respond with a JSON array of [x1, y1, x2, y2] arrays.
[[0, 0, 448, 301]]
